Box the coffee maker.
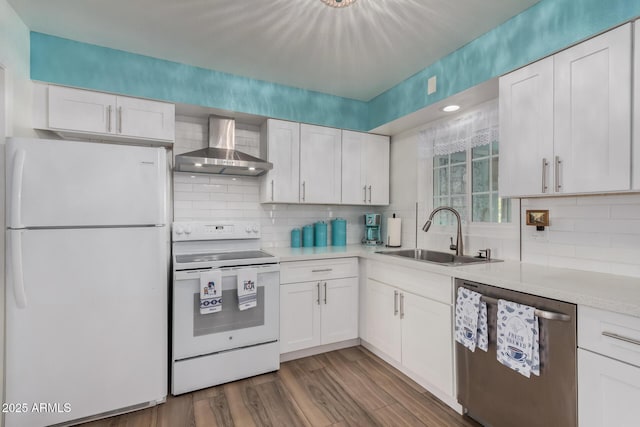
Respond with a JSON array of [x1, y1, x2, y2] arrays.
[[362, 213, 382, 246]]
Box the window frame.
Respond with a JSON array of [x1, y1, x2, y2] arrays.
[[431, 142, 512, 227]]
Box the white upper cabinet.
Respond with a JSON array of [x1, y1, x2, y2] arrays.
[[42, 85, 175, 144], [499, 23, 632, 197], [260, 119, 300, 203], [299, 124, 342, 204], [499, 57, 554, 197], [116, 95, 175, 141], [48, 86, 117, 135], [341, 130, 390, 205], [554, 23, 631, 194]]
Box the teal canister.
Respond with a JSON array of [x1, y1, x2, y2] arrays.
[[302, 225, 314, 247], [331, 218, 347, 246], [314, 221, 328, 247], [291, 228, 301, 248]]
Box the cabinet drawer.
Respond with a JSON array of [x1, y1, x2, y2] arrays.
[[579, 306, 640, 367], [280, 257, 358, 284], [367, 261, 452, 305]]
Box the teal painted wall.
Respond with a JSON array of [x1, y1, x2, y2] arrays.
[[29, 0, 640, 132], [368, 0, 640, 129], [30, 33, 369, 131]]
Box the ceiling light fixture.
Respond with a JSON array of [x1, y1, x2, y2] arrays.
[[442, 105, 460, 112], [321, 0, 357, 8]]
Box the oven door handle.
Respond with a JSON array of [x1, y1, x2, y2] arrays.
[[176, 264, 280, 279]]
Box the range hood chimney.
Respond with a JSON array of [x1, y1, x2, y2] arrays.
[[174, 116, 273, 176]]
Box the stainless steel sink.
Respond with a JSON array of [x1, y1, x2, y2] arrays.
[[375, 249, 501, 266]]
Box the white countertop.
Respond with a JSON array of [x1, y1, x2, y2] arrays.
[[265, 245, 640, 317]]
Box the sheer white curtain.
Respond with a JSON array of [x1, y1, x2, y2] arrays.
[[419, 99, 498, 156]]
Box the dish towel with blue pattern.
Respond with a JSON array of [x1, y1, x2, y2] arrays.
[[496, 299, 540, 377], [200, 270, 222, 314], [237, 268, 258, 311], [455, 287, 488, 352]]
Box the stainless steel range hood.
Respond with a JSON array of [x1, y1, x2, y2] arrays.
[[174, 116, 273, 176]]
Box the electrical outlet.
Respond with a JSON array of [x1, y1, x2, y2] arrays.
[[427, 76, 437, 95]]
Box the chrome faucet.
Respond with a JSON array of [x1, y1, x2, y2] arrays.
[[422, 206, 464, 256]]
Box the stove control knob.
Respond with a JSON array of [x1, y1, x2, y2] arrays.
[[185, 226, 192, 235], [175, 226, 184, 235], [245, 226, 252, 233], [252, 225, 259, 233]]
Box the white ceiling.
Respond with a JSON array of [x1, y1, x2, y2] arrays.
[[9, 0, 538, 101]]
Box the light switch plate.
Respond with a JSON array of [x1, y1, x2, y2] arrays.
[[427, 76, 437, 95]]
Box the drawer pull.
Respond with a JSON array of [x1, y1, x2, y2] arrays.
[[602, 331, 640, 347], [311, 268, 333, 273]]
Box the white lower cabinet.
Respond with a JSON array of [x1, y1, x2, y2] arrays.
[[401, 292, 453, 395], [578, 306, 640, 427], [578, 349, 640, 427], [280, 281, 321, 352], [364, 278, 402, 361], [364, 261, 454, 399], [280, 258, 358, 354]]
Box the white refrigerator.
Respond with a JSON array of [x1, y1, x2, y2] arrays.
[[5, 137, 169, 426]]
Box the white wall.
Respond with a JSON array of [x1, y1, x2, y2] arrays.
[[521, 194, 640, 278], [380, 129, 418, 248], [172, 116, 372, 247], [0, 0, 33, 138], [0, 0, 33, 422]]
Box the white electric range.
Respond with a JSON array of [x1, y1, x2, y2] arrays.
[[171, 221, 280, 395]]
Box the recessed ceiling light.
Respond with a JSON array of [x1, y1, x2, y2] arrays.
[[442, 105, 460, 112], [194, 163, 202, 167], [248, 167, 256, 171]]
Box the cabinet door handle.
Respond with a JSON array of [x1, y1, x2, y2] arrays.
[[302, 181, 306, 202], [541, 158, 549, 193], [107, 105, 112, 132], [118, 106, 123, 134], [368, 185, 372, 203], [271, 179, 274, 201], [394, 290, 399, 316], [400, 292, 405, 319], [554, 156, 562, 192], [324, 282, 327, 305], [311, 268, 332, 273], [602, 331, 640, 347], [363, 185, 367, 203], [316, 283, 320, 305]]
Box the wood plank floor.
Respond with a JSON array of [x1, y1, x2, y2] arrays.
[[81, 346, 480, 427]]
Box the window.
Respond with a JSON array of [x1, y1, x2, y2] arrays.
[[424, 100, 511, 226]]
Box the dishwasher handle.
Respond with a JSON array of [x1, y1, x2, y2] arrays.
[[477, 293, 571, 322]]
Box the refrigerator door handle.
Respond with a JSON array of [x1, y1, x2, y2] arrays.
[[11, 149, 26, 228], [9, 230, 27, 308]]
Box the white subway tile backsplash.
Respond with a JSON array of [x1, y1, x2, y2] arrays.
[[551, 205, 610, 219], [192, 183, 228, 193], [174, 191, 211, 201], [174, 174, 210, 184], [573, 219, 640, 234], [576, 193, 640, 205], [521, 193, 640, 278], [610, 204, 640, 219], [173, 183, 193, 192]]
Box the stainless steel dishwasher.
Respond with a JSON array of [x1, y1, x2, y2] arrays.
[[455, 279, 577, 427]]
